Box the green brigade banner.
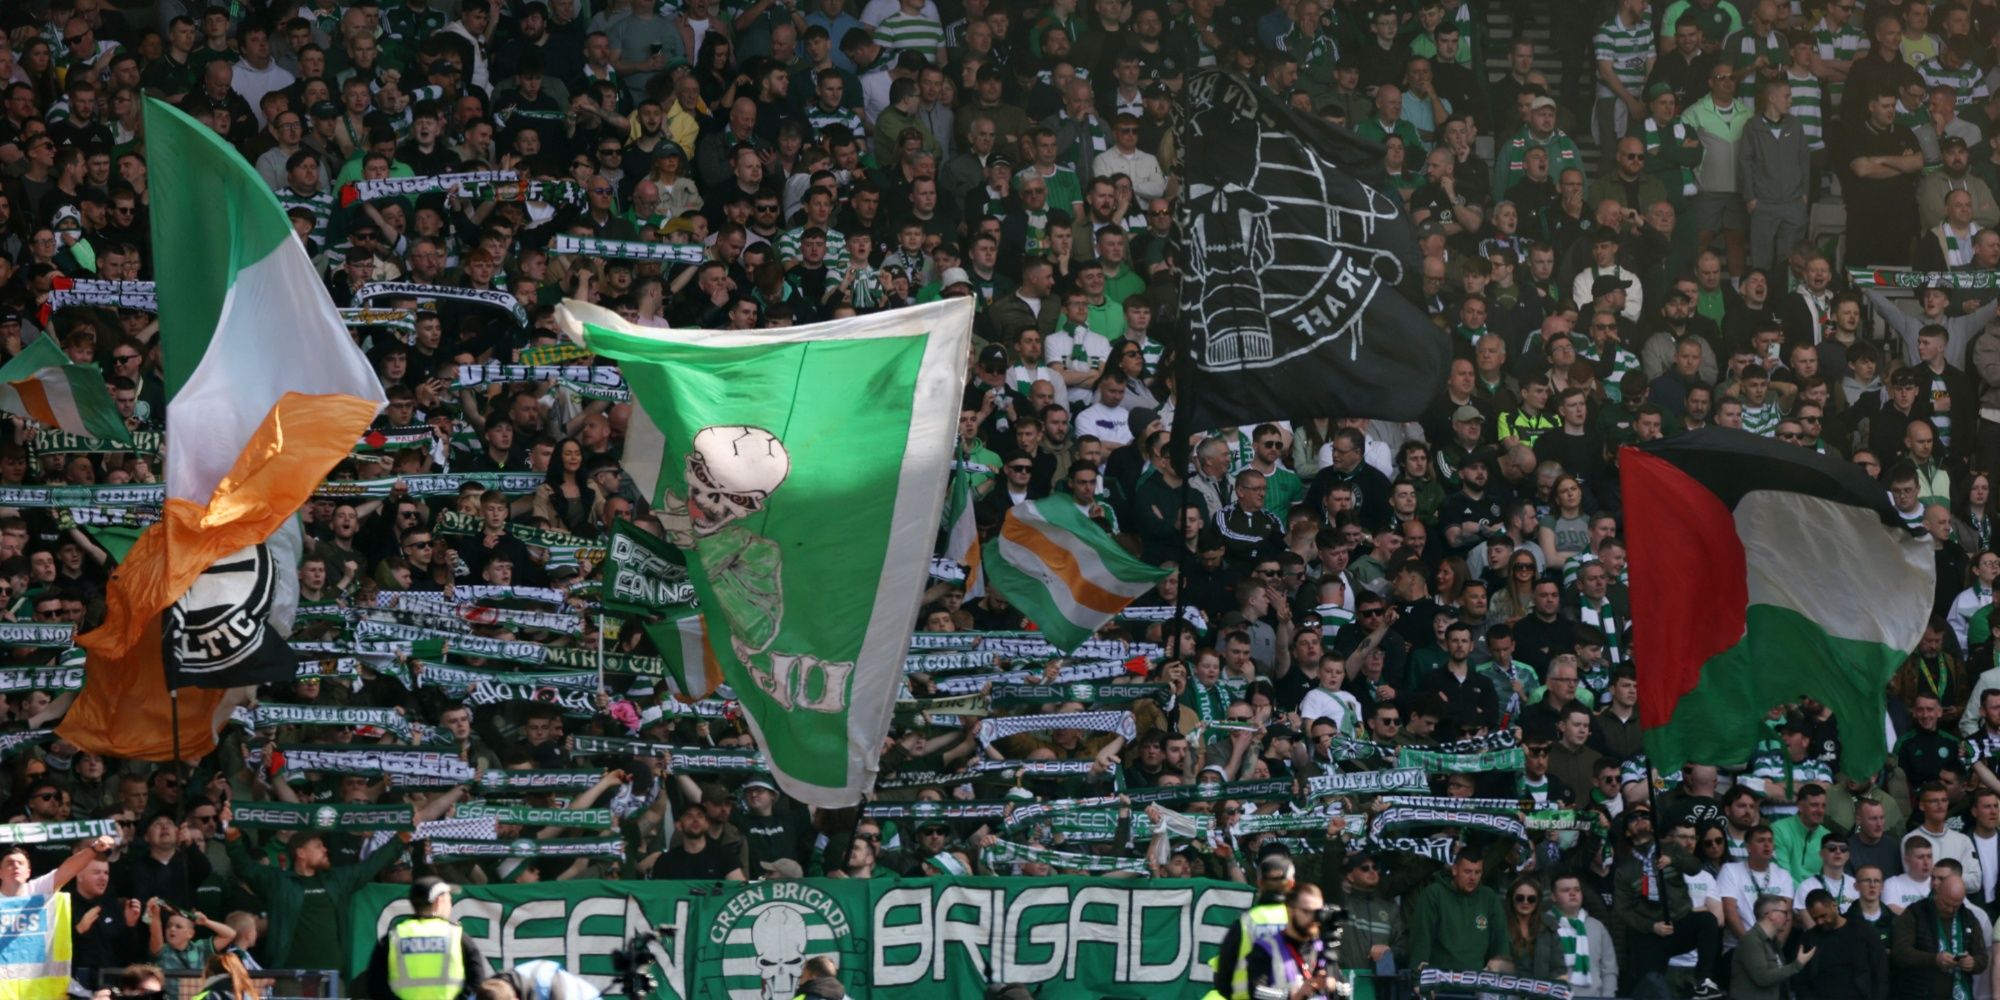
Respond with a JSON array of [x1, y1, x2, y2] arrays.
[[349, 876, 1252, 998], [457, 803, 615, 830], [0, 623, 76, 647], [230, 801, 413, 831], [0, 664, 84, 693], [33, 430, 162, 455], [0, 818, 119, 844], [559, 297, 975, 808], [604, 521, 695, 615]]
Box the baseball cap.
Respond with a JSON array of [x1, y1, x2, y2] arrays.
[[1529, 95, 1558, 112], [1943, 135, 1970, 152], [1451, 404, 1485, 422], [1590, 274, 1633, 298], [978, 343, 1008, 369], [699, 781, 733, 805], [310, 100, 341, 120], [1892, 367, 1925, 387], [742, 777, 778, 793], [939, 266, 974, 289]]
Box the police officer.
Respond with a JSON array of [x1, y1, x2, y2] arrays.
[[1245, 882, 1335, 1000], [365, 876, 494, 1000], [1211, 854, 1297, 999]]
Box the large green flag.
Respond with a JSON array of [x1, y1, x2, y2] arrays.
[[557, 298, 973, 806]]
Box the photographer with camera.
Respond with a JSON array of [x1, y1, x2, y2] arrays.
[[1244, 882, 1342, 1000]]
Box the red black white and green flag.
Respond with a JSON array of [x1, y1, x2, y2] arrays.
[[1624, 429, 1934, 775]]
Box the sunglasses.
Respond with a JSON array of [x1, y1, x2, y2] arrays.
[[1514, 893, 1539, 904], [1007, 464, 1032, 472], [405, 539, 434, 548], [65, 33, 89, 45]]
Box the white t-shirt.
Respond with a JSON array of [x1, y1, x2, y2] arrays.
[[1046, 327, 1113, 406], [1717, 861, 1796, 948], [1299, 687, 1363, 736], [1882, 872, 1934, 912], [1795, 871, 1860, 911], [0, 870, 57, 899], [1671, 868, 1718, 968], [1075, 403, 1135, 446]]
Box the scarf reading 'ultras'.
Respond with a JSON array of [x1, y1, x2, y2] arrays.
[[548, 234, 709, 263], [47, 278, 157, 312], [453, 361, 630, 400]]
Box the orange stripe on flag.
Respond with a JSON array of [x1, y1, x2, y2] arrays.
[[12, 376, 60, 429], [699, 617, 723, 701], [58, 392, 381, 761], [999, 515, 1132, 615]]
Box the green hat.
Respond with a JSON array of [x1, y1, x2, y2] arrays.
[[1646, 82, 1675, 101]]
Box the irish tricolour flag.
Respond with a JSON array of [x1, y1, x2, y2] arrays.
[[58, 99, 384, 762], [1624, 429, 1934, 776], [984, 497, 1170, 652], [0, 337, 129, 442]]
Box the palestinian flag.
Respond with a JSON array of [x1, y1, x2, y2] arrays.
[[0, 337, 130, 442], [1624, 429, 1934, 775], [57, 99, 384, 762], [983, 497, 1172, 652]]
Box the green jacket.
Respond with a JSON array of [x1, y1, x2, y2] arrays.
[[225, 829, 404, 971], [1408, 870, 1508, 972]]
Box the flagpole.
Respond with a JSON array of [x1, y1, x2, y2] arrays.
[[1166, 321, 1198, 664]]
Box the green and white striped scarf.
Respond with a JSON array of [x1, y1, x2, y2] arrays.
[[1640, 118, 1699, 197], [1577, 598, 1626, 665], [1557, 914, 1591, 982]]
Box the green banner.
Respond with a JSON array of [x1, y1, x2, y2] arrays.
[[348, 876, 1252, 998], [604, 521, 694, 616]]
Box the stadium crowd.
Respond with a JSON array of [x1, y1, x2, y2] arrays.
[[16, 0, 2000, 997]]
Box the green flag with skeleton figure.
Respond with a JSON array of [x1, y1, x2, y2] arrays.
[[556, 298, 974, 807]]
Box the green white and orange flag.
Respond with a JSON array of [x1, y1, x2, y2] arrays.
[[983, 497, 1171, 652], [0, 337, 129, 442], [58, 99, 385, 762]]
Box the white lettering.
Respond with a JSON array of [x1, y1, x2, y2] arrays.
[[1064, 887, 1129, 981], [870, 887, 933, 986]]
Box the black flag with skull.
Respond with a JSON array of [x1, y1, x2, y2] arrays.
[[1173, 69, 1448, 430]]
